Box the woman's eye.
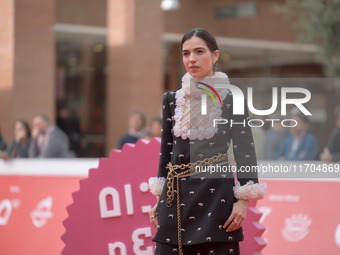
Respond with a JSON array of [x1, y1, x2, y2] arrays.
[[183, 52, 189, 56], [197, 50, 204, 53]]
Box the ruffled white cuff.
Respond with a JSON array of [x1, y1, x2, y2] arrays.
[[233, 180, 267, 200], [148, 177, 166, 196]]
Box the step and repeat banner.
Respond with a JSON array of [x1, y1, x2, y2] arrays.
[[1, 138, 339, 255], [257, 179, 340, 255], [0, 159, 98, 255]]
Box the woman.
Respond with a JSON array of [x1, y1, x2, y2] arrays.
[[0, 127, 7, 152], [148, 28, 266, 255], [7, 120, 32, 158]]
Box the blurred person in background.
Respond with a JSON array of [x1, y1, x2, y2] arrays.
[[275, 110, 318, 160], [29, 114, 74, 158], [118, 110, 150, 149], [150, 116, 162, 138], [57, 106, 82, 156], [143, 116, 162, 140], [264, 114, 288, 160], [3, 120, 33, 159], [249, 114, 265, 160], [0, 127, 8, 156], [320, 106, 340, 162]]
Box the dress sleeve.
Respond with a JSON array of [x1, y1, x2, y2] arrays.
[[149, 92, 173, 196], [230, 97, 266, 200]]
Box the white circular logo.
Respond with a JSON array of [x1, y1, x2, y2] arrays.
[[335, 223, 340, 247], [282, 213, 312, 242], [30, 196, 53, 228]]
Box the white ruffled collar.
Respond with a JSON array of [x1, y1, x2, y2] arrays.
[[173, 71, 230, 140], [181, 71, 229, 98]]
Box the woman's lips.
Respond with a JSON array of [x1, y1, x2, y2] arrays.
[[189, 66, 199, 71]]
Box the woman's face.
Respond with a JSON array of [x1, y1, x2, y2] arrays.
[[14, 122, 28, 142], [128, 113, 143, 132], [182, 36, 219, 78]]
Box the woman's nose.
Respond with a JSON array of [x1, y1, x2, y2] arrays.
[[189, 54, 196, 62]]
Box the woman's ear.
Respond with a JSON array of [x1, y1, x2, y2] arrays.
[[213, 50, 220, 64]]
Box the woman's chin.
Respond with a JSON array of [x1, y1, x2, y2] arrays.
[[189, 72, 203, 78], [188, 70, 212, 78]]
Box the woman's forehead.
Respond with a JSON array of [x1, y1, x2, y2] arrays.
[[182, 36, 208, 50]]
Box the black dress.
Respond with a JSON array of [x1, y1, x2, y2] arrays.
[[151, 72, 263, 252]]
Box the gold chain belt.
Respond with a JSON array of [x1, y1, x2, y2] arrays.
[[165, 152, 229, 255]]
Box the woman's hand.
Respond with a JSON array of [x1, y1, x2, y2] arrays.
[[149, 199, 159, 228], [15, 129, 26, 143], [320, 147, 332, 162], [31, 127, 40, 140], [0, 151, 9, 161], [223, 199, 248, 232]]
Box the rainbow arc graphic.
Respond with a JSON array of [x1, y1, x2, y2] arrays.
[[196, 82, 222, 106]]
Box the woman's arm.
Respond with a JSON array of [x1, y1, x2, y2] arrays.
[[230, 98, 261, 188], [224, 96, 266, 232], [149, 92, 174, 196], [148, 92, 174, 227], [328, 128, 340, 161]]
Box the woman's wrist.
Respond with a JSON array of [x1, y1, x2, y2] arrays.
[[236, 199, 249, 206]]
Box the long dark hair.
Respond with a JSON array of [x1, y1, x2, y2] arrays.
[[14, 120, 31, 138], [181, 28, 219, 53]]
